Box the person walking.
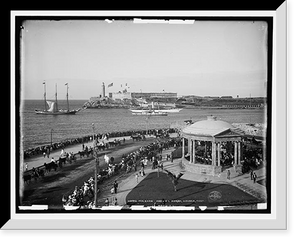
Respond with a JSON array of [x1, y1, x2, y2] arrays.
[[227, 169, 231, 180], [114, 180, 118, 194], [250, 170, 254, 180]]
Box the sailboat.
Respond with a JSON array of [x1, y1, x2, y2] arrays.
[[35, 82, 80, 115]]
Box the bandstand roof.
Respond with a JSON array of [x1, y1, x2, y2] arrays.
[[182, 116, 244, 138]]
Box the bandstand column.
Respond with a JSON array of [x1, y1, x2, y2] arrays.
[[192, 139, 196, 164], [188, 138, 192, 163], [182, 137, 185, 159], [211, 142, 216, 166], [237, 141, 241, 165], [217, 142, 221, 166], [234, 141, 238, 165]]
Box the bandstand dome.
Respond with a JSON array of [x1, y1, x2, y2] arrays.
[[182, 115, 243, 137]]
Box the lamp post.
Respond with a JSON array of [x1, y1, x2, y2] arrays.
[[92, 123, 98, 207], [50, 128, 54, 147]]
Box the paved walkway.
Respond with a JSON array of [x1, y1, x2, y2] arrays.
[[23, 136, 133, 171], [98, 149, 267, 206]]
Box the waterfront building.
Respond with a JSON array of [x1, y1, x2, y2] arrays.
[[108, 92, 177, 100]]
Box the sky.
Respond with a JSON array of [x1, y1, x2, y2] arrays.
[[21, 19, 268, 100]]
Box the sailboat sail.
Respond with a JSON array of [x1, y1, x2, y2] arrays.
[[35, 82, 79, 115], [47, 101, 58, 113]]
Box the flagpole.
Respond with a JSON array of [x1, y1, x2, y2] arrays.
[[43, 81, 47, 111], [92, 123, 98, 208], [65, 83, 69, 111]]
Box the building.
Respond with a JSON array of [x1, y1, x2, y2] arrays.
[[108, 92, 177, 100], [131, 92, 177, 99]]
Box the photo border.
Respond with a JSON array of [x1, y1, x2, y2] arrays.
[[6, 6, 286, 229]]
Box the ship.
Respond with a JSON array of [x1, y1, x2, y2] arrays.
[[35, 82, 81, 115], [131, 110, 168, 116], [130, 102, 182, 114]]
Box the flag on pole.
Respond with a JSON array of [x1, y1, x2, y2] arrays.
[[65, 83, 68, 85], [108, 83, 113, 87], [43, 82, 45, 84]]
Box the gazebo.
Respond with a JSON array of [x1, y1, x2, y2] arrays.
[[181, 115, 245, 175]]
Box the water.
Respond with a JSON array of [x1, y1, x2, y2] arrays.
[[20, 100, 266, 150]]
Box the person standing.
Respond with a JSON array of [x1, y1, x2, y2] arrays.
[[253, 172, 257, 183], [114, 180, 118, 194], [227, 169, 231, 180], [135, 173, 139, 183], [250, 170, 254, 180], [114, 198, 118, 206], [170, 153, 173, 163], [46, 147, 50, 158]]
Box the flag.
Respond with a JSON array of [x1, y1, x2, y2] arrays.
[[65, 83, 68, 85], [42, 82, 45, 84], [108, 83, 113, 87]]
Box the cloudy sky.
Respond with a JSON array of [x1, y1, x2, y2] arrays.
[[21, 19, 268, 100]]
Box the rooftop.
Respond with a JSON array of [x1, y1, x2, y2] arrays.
[[182, 116, 244, 137]]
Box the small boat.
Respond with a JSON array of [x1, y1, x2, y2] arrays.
[[35, 82, 80, 115]]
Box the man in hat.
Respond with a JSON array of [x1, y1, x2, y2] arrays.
[[114, 180, 118, 194]]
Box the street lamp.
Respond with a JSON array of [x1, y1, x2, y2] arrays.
[[50, 128, 54, 147], [92, 123, 98, 208]]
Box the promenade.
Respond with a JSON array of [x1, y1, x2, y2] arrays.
[[97, 147, 267, 208], [21, 134, 267, 209], [23, 136, 133, 171]]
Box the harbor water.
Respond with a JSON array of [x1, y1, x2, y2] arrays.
[[21, 100, 266, 150]]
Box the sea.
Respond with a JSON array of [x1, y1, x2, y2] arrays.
[[20, 100, 266, 151]]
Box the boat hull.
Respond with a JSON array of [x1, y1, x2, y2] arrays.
[[131, 111, 168, 116], [35, 109, 78, 115], [130, 108, 182, 113]]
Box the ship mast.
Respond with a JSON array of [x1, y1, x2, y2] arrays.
[[65, 83, 69, 111], [55, 83, 59, 111], [43, 81, 47, 111]]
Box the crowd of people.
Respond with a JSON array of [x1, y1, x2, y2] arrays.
[[62, 136, 181, 208], [23, 128, 177, 159]]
